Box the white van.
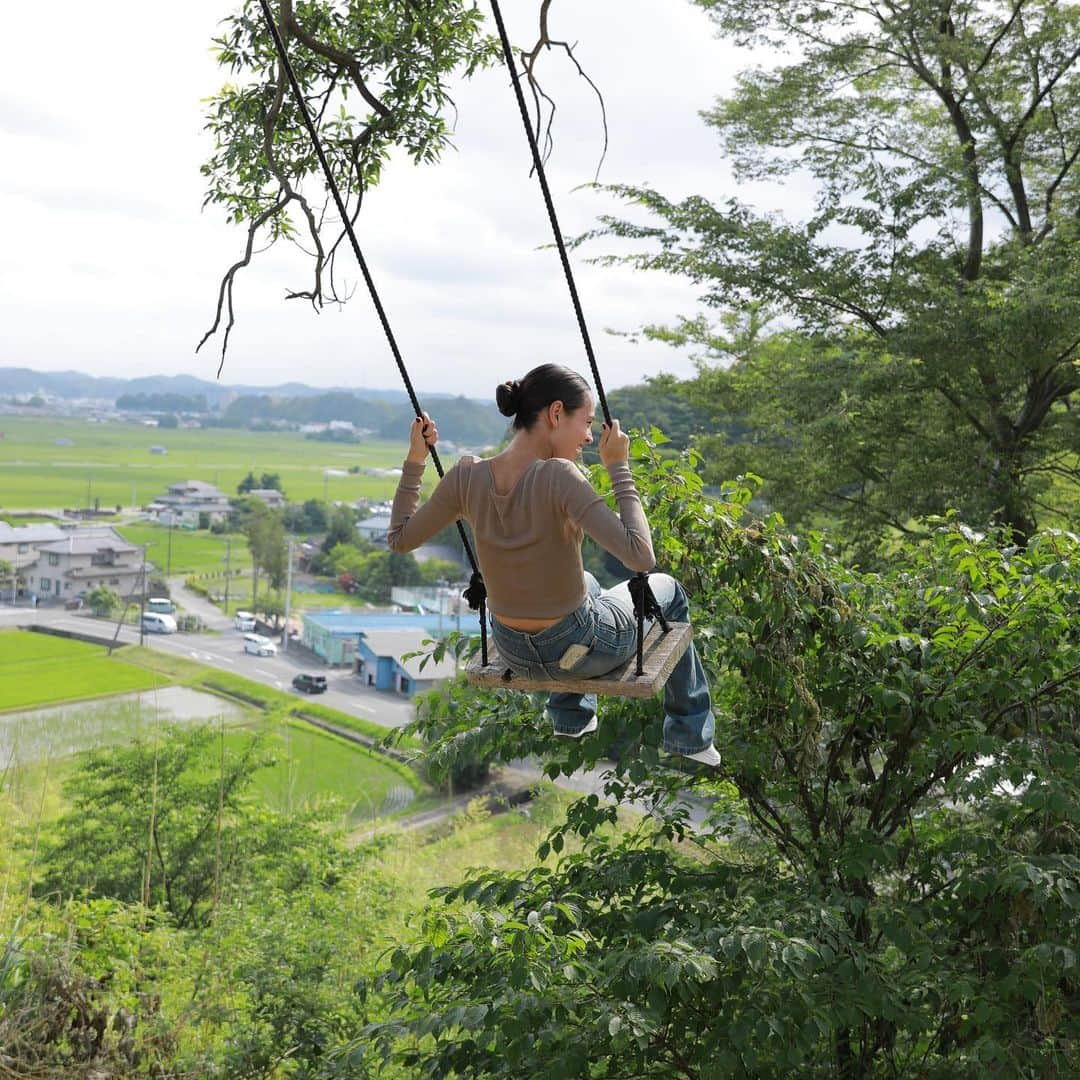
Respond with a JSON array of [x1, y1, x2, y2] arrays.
[[147, 597, 175, 615], [142, 612, 178, 634], [234, 611, 256, 631], [243, 633, 277, 657]]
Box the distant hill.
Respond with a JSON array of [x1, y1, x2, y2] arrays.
[[0, 366, 717, 451], [0, 367, 428, 407]]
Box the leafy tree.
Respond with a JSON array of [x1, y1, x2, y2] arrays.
[[328, 541, 369, 581], [198, 0, 501, 360], [594, 0, 1080, 543], [330, 544, 422, 601], [358, 439, 1080, 1077], [284, 497, 328, 533], [244, 505, 288, 606], [34, 726, 272, 929], [85, 585, 120, 617], [321, 504, 359, 554], [417, 557, 466, 587], [237, 470, 282, 495], [156, 413, 179, 429], [257, 471, 283, 492], [260, 593, 286, 632], [600, 374, 720, 455]]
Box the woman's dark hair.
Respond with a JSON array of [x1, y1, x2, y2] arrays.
[[495, 364, 591, 431]]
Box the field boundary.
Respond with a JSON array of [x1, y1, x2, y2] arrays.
[[22, 623, 128, 650]]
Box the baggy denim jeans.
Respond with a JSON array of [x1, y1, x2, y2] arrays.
[[490, 572, 715, 754]]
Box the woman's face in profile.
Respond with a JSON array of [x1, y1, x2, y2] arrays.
[[552, 395, 596, 460]]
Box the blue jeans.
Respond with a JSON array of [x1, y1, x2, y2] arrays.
[[490, 572, 715, 754]]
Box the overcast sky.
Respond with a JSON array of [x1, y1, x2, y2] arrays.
[[0, 1, 790, 399]]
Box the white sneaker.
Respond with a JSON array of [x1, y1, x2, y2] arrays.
[[553, 716, 598, 738], [680, 744, 721, 767]]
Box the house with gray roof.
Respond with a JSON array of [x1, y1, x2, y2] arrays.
[[355, 513, 392, 545], [20, 531, 146, 602], [248, 488, 286, 508], [0, 523, 69, 599], [148, 479, 231, 526]]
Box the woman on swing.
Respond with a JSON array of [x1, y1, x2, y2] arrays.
[[387, 363, 719, 765]]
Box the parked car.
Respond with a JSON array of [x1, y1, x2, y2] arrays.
[[242, 633, 277, 657], [292, 673, 328, 694], [142, 612, 178, 634], [234, 611, 256, 632]]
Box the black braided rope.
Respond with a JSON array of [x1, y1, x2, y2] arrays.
[[490, 0, 674, 673], [487, 0, 612, 428], [255, 0, 488, 664]]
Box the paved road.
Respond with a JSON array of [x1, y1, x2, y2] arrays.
[[0, 605, 415, 730]]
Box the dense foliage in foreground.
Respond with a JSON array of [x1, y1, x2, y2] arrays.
[[2, 443, 1077, 1077], [363, 440, 1079, 1077]]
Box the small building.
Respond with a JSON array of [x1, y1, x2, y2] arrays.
[[0, 523, 68, 596], [300, 609, 482, 672], [148, 479, 230, 526], [355, 629, 460, 696], [301, 610, 365, 666], [355, 513, 392, 545], [150, 444, 167, 455], [248, 488, 285, 508]]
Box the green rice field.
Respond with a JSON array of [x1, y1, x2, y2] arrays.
[[235, 719, 417, 820], [0, 416, 412, 510], [0, 630, 165, 711], [0, 634, 421, 821], [116, 523, 253, 576]]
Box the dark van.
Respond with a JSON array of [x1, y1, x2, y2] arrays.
[[292, 673, 328, 694]]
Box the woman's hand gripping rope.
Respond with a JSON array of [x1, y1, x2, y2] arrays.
[[407, 412, 439, 465]]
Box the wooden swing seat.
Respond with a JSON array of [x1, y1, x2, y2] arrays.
[[465, 621, 692, 699]]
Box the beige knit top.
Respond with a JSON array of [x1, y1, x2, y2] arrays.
[[387, 456, 655, 619]]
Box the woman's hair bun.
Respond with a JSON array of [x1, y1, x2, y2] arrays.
[[495, 379, 522, 417]]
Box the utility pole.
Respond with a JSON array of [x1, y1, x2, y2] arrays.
[[223, 537, 232, 613], [166, 516, 174, 579], [139, 544, 148, 646], [282, 536, 294, 652]]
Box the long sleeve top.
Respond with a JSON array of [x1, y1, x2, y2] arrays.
[[387, 455, 655, 619]]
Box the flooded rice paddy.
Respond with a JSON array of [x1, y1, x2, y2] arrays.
[[0, 686, 247, 769]]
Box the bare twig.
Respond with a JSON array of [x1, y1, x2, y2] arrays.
[[517, 0, 610, 180]]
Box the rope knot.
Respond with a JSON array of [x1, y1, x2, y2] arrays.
[[462, 571, 487, 612], [628, 571, 670, 633]]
